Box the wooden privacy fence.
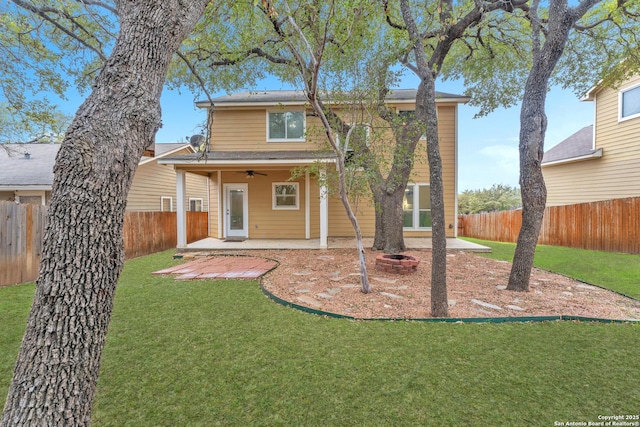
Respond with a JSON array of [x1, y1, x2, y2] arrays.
[[1, 202, 209, 287], [458, 197, 640, 254], [0, 202, 46, 288]]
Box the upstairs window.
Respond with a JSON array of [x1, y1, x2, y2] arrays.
[[620, 85, 640, 121], [268, 111, 305, 141], [403, 184, 432, 229]]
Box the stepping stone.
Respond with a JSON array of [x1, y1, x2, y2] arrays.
[[448, 299, 457, 307], [349, 273, 361, 276], [380, 292, 404, 299], [327, 288, 342, 295], [506, 305, 524, 311], [471, 299, 503, 311], [296, 296, 322, 307], [295, 289, 310, 293], [576, 284, 597, 290], [329, 276, 346, 282], [341, 284, 360, 289], [562, 291, 573, 297], [317, 255, 335, 261], [317, 293, 334, 299], [294, 271, 312, 276], [496, 285, 507, 290], [329, 271, 342, 277], [513, 298, 522, 303], [385, 286, 408, 290], [384, 304, 393, 309], [372, 277, 398, 284]]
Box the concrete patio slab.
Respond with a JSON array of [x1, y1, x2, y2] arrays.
[[178, 237, 490, 253]]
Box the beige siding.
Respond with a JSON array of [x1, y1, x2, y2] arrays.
[[127, 148, 209, 212], [544, 75, 640, 206], [208, 173, 220, 238]]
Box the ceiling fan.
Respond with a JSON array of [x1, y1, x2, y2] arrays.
[[237, 170, 268, 178]]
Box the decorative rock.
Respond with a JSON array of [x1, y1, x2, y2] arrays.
[[470, 307, 492, 315], [471, 299, 503, 311], [293, 271, 312, 276], [295, 289, 310, 293], [316, 293, 334, 299], [380, 292, 404, 299], [296, 296, 322, 307], [562, 291, 573, 297], [496, 285, 507, 290], [329, 276, 346, 282], [341, 284, 360, 289], [385, 286, 408, 290], [371, 277, 398, 284], [576, 284, 597, 290], [506, 305, 524, 311], [317, 255, 335, 261], [327, 288, 342, 295], [448, 299, 457, 307], [384, 304, 393, 309]]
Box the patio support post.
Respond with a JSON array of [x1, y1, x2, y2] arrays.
[[305, 171, 310, 239], [176, 169, 187, 248], [319, 168, 328, 249]]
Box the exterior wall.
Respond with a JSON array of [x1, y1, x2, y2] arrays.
[[201, 101, 460, 239], [544, 75, 640, 206], [127, 149, 209, 212], [0, 191, 14, 202]]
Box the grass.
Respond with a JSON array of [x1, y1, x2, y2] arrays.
[[463, 238, 640, 299], [1, 250, 638, 426]]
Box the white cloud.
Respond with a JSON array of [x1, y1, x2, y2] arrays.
[[479, 144, 520, 176]]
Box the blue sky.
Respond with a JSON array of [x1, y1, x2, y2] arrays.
[[54, 75, 594, 192]]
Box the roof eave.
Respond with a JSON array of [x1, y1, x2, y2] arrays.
[[542, 148, 603, 167], [195, 96, 471, 109]]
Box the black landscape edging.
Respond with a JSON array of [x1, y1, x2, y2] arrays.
[[260, 284, 638, 324]]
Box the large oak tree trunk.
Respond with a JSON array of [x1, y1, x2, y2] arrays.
[[373, 187, 407, 254], [415, 81, 449, 317], [1, 2, 208, 425], [508, 0, 581, 292]]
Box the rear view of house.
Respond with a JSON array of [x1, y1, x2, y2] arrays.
[[160, 89, 469, 248]]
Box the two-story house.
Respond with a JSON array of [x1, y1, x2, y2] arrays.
[[161, 89, 469, 248], [542, 74, 640, 206]]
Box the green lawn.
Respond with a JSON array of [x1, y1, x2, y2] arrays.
[[1, 250, 638, 426], [464, 238, 640, 299]]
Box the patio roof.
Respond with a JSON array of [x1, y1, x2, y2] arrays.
[[158, 150, 337, 166]]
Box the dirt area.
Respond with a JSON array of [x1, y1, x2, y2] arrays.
[[247, 249, 640, 320]]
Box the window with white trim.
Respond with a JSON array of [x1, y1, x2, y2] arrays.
[[403, 184, 432, 229], [189, 198, 203, 212], [272, 182, 299, 210], [267, 111, 305, 141], [620, 85, 640, 121], [161, 196, 173, 212]]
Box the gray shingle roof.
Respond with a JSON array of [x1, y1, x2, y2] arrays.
[[542, 125, 596, 164], [1, 142, 190, 188], [198, 89, 469, 106], [0, 144, 60, 187]]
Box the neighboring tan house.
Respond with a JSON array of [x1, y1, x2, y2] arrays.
[[542, 74, 640, 206], [160, 89, 469, 248], [0, 142, 208, 211]]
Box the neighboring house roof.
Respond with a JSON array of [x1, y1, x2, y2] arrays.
[[0, 144, 60, 190], [0, 142, 192, 190], [159, 150, 337, 165], [542, 125, 603, 166], [139, 143, 194, 165], [196, 89, 470, 108]]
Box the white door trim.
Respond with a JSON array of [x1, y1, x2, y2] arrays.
[[223, 183, 249, 238]]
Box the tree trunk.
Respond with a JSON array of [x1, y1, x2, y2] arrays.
[[508, 0, 579, 292], [373, 187, 407, 254], [1, 2, 208, 425]]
